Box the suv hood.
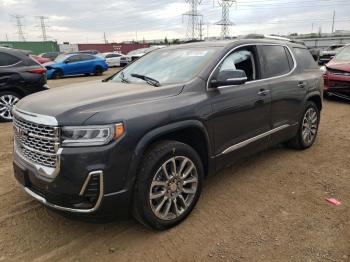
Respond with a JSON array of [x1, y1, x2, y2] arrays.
[[16, 80, 183, 125], [327, 61, 350, 72]]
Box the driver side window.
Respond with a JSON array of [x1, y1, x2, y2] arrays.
[[219, 46, 258, 82]]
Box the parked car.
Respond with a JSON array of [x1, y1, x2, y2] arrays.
[[322, 44, 350, 100], [12, 39, 323, 230], [0, 47, 48, 122], [30, 55, 51, 64], [44, 53, 108, 79], [38, 52, 61, 61], [77, 50, 100, 55], [319, 44, 346, 65], [120, 46, 164, 66], [102, 52, 124, 67]]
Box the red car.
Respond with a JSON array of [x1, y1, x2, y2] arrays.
[[323, 45, 350, 100], [30, 55, 51, 64]]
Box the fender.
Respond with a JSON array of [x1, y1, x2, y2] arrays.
[[124, 120, 214, 190]]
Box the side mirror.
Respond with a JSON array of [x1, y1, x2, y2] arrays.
[[64, 59, 70, 64], [210, 69, 248, 88]]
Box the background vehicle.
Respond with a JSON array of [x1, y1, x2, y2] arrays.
[[120, 46, 165, 66], [77, 50, 99, 55], [12, 39, 322, 230], [44, 53, 108, 79], [319, 44, 345, 65], [102, 52, 123, 67], [323, 44, 350, 100], [0, 47, 48, 122], [38, 52, 61, 61], [30, 55, 51, 64]]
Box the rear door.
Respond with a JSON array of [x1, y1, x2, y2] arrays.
[[209, 45, 272, 170], [257, 44, 306, 144], [78, 54, 96, 73], [0, 52, 23, 91]]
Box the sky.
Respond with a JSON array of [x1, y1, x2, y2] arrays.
[[0, 0, 350, 43]]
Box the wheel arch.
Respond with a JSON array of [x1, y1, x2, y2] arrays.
[[305, 92, 322, 112], [129, 120, 213, 185]]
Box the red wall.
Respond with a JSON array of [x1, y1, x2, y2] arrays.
[[77, 43, 150, 54]]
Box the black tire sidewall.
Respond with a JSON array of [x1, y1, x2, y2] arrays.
[[134, 141, 204, 230], [94, 67, 102, 76], [298, 101, 320, 148], [52, 69, 62, 79]]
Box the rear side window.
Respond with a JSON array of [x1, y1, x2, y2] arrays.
[[80, 54, 94, 61], [0, 52, 21, 66], [293, 48, 318, 70], [259, 45, 292, 78]]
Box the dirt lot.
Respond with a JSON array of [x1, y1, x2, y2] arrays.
[[0, 72, 349, 261]]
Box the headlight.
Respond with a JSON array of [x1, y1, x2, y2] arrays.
[[61, 123, 124, 147]]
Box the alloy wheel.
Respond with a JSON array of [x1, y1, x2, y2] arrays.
[[0, 94, 19, 120], [301, 107, 318, 146], [149, 156, 198, 221]]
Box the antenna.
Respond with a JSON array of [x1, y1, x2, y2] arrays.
[[12, 15, 26, 41], [183, 0, 203, 40], [35, 16, 49, 41], [215, 0, 236, 39]]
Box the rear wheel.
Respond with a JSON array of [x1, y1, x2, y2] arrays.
[[52, 69, 63, 79], [132, 141, 203, 230], [287, 101, 320, 149], [93, 66, 103, 76], [0, 92, 21, 122]]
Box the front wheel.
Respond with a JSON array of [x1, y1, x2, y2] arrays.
[[93, 66, 103, 76], [0, 92, 21, 122], [287, 101, 320, 149], [51, 69, 63, 79], [132, 141, 203, 230]]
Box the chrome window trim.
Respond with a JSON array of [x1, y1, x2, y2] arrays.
[[21, 171, 104, 213], [206, 43, 298, 90], [218, 124, 291, 156]]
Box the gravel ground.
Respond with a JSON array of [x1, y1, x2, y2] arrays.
[[0, 73, 349, 261]]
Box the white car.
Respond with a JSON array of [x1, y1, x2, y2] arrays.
[[120, 46, 165, 67], [102, 52, 123, 67]]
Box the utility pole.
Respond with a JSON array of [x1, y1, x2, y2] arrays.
[[36, 16, 49, 41], [199, 19, 203, 40], [5, 33, 9, 42], [215, 0, 236, 40], [103, 32, 108, 44], [12, 15, 26, 41], [331, 10, 335, 34], [183, 0, 203, 40]]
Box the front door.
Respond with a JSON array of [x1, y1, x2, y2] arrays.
[[209, 45, 271, 170]]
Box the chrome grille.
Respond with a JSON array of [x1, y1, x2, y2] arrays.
[[13, 115, 59, 168]]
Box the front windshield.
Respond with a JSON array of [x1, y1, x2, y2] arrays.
[[54, 54, 69, 63], [112, 47, 218, 85], [333, 46, 350, 62]]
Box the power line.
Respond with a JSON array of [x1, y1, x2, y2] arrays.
[[12, 15, 26, 41], [215, 0, 236, 39], [35, 16, 49, 41], [183, 0, 203, 40]]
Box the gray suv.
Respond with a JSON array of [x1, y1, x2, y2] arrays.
[[12, 38, 323, 230]]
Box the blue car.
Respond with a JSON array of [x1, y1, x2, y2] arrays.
[[45, 53, 108, 79]]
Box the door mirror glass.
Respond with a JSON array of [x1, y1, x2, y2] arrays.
[[211, 69, 247, 88]]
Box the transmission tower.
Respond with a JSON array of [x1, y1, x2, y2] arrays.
[[183, 0, 203, 40], [12, 15, 26, 41], [215, 0, 236, 39], [36, 16, 49, 41]]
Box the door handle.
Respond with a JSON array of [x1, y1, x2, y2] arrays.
[[298, 82, 306, 88], [257, 89, 270, 96]]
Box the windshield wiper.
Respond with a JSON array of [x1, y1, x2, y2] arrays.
[[119, 72, 129, 83], [131, 73, 161, 87]]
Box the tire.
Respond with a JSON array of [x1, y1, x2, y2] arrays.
[[93, 66, 103, 76], [51, 69, 63, 79], [0, 91, 21, 122], [132, 140, 204, 230], [287, 101, 320, 150]]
